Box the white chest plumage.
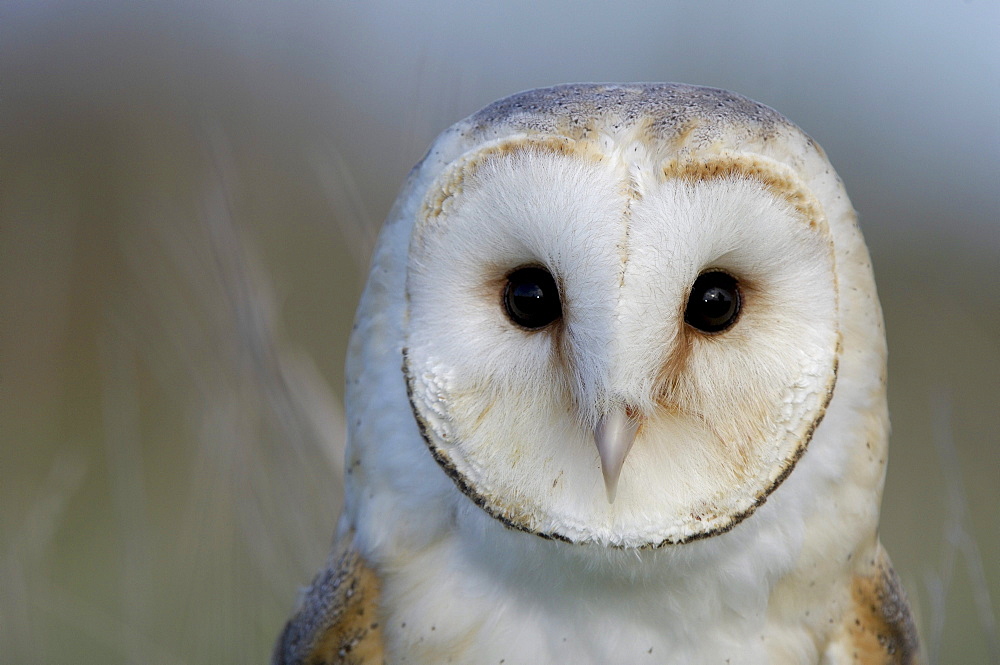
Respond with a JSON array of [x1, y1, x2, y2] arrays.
[[273, 84, 919, 665]]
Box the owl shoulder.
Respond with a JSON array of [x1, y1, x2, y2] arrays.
[[826, 546, 921, 664], [272, 530, 385, 665]]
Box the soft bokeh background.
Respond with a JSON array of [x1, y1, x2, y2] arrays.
[[2, 2, 997, 663]]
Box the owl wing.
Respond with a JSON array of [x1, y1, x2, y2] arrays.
[[272, 530, 385, 665], [825, 546, 921, 664]]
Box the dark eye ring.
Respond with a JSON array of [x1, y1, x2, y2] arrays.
[[684, 270, 742, 333], [503, 266, 562, 329]]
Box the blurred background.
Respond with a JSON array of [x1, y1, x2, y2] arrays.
[[1, 1, 997, 663]]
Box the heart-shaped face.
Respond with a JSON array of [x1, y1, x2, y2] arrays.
[[404, 135, 839, 548]]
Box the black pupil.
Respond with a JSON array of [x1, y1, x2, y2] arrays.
[[503, 267, 562, 329], [684, 271, 741, 333]]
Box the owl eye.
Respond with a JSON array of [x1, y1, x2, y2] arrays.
[[503, 266, 562, 329], [685, 270, 741, 333]]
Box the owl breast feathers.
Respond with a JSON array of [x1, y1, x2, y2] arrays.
[[274, 83, 920, 665]]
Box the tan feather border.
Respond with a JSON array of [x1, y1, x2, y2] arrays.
[[272, 531, 385, 665]]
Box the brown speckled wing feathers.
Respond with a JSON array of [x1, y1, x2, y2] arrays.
[[840, 548, 921, 664], [272, 534, 384, 665]]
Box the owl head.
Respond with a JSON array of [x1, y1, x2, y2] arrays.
[[359, 84, 884, 551]]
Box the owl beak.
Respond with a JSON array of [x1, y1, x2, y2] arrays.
[[594, 406, 640, 503]]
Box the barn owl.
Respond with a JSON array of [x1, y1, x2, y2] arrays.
[[273, 83, 919, 664]]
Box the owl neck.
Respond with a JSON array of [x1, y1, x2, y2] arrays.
[[347, 445, 881, 664]]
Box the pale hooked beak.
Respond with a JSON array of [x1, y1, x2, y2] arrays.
[[594, 406, 640, 503]]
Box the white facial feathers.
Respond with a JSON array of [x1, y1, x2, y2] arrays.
[[404, 134, 839, 548]]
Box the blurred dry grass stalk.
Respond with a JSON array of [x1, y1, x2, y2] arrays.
[[923, 392, 1000, 663], [3, 134, 352, 661]]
